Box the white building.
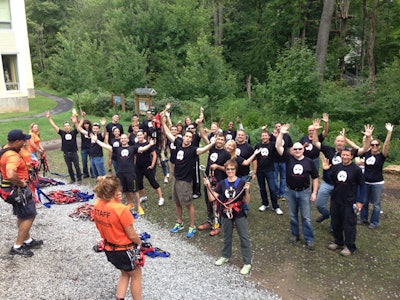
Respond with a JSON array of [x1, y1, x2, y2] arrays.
[[0, 0, 34, 113]]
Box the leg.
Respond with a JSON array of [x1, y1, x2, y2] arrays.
[[71, 152, 82, 181], [235, 216, 252, 265], [278, 162, 287, 197], [129, 268, 142, 300], [299, 189, 314, 242], [369, 183, 384, 227], [81, 149, 89, 177], [266, 171, 279, 209], [186, 203, 196, 228], [330, 201, 344, 246], [221, 217, 234, 259], [315, 181, 333, 220], [64, 153, 75, 181], [116, 270, 130, 299], [343, 205, 357, 252], [286, 189, 300, 238], [256, 171, 269, 207]]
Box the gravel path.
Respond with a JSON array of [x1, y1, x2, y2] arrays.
[[0, 183, 280, 300]]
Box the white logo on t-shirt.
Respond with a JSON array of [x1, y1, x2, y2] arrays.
[[337, 170, 347, 182], [293, 164, 303, 175]]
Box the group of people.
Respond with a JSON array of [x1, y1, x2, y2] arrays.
[[1, 105, 394, 299]]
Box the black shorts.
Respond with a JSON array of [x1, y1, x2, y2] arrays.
[[4, 187, 37, 220], [105, 249, 138, 271], [117, 172, 138, 193]]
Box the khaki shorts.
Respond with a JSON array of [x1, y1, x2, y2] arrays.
[[173, 180, 193, 206]]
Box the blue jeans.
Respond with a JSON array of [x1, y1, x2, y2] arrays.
[[256, 170, 279, 209], [315, 180, 334, 219], [80, 148, 91, 177], [91, 156, 106, 177], [286, 187, 314, 242], [221, 216, 252, 265], [274, 162, 286, 197], [360, 183, 384, 226]]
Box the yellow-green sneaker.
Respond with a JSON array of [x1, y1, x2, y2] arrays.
[[240, 264, 251, 275], [215, 257, 229, 266]]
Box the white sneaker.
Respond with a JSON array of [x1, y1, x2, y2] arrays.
[[158, 198, 164, 206], [140, 196, 148, 203], [258, 205, 269, 212], [275, 208, 283, 215], [164, 177, 169, 183]]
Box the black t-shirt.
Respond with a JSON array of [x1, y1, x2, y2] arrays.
[[281, 151, 319, 188], [363, 150, 386, 183], [136, 141, 156, 168], [223, 130, 236, 142], [299, 134, 324, 160], [128, 134, 138, 146], [270, 133, 293, 162], [168, 136, 181, 164], [236, 142, 253, 177], [58, 129, 79, 153], [116, 145, 138, 173], [215, 178, 247, 219], [205, 147, 230, 182], [330, 163, 365, 206], [90, 134, 104, 157], [81, 132, 91, 150], [110, 137, 122, 160], [254, 142, 276, 172], [173, 138, 198, 182], [106, 122, 124, 139]]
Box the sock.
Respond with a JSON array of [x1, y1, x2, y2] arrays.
[[14, 244, 22, 249], [24, 238, 33, 244]]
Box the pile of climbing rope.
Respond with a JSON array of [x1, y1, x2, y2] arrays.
[[68, 203, 94, 221]]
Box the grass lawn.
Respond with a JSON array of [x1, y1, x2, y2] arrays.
[[43, 149, 400, 300]]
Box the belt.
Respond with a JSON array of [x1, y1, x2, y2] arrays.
[[104, 240, 136, 250], [1, 180, 12, 188], [287, 185, 309, 191]]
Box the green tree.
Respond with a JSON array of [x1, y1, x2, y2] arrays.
[[266, 42, 321, 118]]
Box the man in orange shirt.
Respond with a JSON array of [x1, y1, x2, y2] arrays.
[[0, 130, 43, 257]]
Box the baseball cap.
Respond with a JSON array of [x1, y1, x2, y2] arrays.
[[7, 129, 31, 141]]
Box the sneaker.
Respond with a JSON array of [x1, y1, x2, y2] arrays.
[[24, 239, 43, 249], [275, 208, 283, 215], [77, 180, 82, 185], [186, 227, 197, 238], [215, 257, 229, 266], [164, 177, 169, 184], [192, 194, 200, 199], [170, 223, 184, 233], [340, 246, 353, 256], [316, 215, 329, 223], [139, 196, 148, 203], [258, 205, 269, 212], [68, 180, 76, 184], [198, 221, 212, 231], [240, 264, 252, 275], [357, 219, 369, 225], [306, 241, 315, 251], [158, 198, 165, 206], [138, 206, 145, 215], [289, 235, 300, 244], [327, 243, 343, 251], [368, 223, 377, 229], [209, 227, 221, 236], [10, 245, 33, 257], [82, 175, 90, 178]]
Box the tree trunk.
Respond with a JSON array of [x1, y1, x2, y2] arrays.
[[213, 0, 223, 47], [315, 0, 336, 79]]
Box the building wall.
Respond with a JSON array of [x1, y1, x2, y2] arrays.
[[0, 0, 35, 113]]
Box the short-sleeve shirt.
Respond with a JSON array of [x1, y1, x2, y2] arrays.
[[363, 150, 386, 183], [58, 129, 79, 153], [136, 141, 156, 169], [236, 142, 254, 177], [0, 148, 29, 180], [205, 147, 230, 182], [281, 152, 319, 189], [214, 178, 247, 218], [106, 122, 124, 139], [115, 145, 138, 173], [254, 142, 276, 172], [81, 132, 91, 150], [173, 138, 198, 182], [110, 137, 122, 160], [299, 134, 324, 160], [28, 132, 41, 153], [168, 136, 182, 164], [223, 130, 236, 142], [330, 163, 364, 206], [93, 199, 135, 251], [90, 134, 105, 157], [270, 133, 293, 163]]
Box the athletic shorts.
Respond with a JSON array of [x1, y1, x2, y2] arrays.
[[117, 172, 138, 193], [173, 180, 193, 206], [105, 248, 139, 271]]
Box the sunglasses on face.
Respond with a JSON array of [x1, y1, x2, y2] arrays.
[[225, 168, 236, 171], [371, 144, 380, 147], [293, 148, 303, 151]]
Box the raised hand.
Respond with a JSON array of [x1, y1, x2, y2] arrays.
[[322, 113, 329, 123], [313, 118, 322, 130], [385, 123, 394, 132], [280, 123, 290, 134], [362, 124, 375, 137]]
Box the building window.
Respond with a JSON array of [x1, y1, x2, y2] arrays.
[[0, 0, 11, 29], [2, 55, 19, 91]]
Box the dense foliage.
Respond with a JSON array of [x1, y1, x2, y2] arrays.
[[26, 0, 400, 161]]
